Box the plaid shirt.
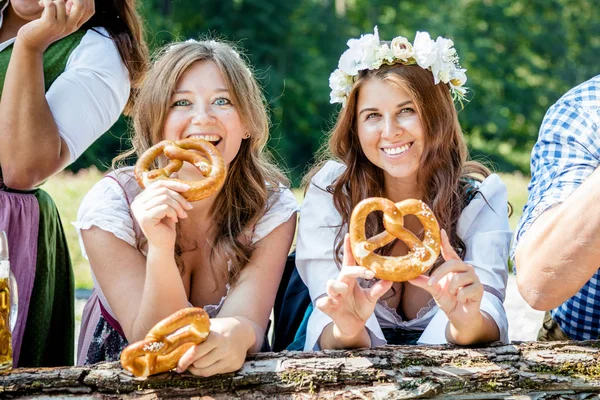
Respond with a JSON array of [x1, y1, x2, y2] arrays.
[[512, 75, 600, 340]]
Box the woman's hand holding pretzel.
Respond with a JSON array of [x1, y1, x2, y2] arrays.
[[131, 180, 193, 250], [317, 235, 393, 349], [409, 229, 496, 344], [176, 316, 256, 377], [17, 0, 95, 53]]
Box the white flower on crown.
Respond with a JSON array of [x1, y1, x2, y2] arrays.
[[373, 44, 395, 69], [338, 27, 381, 75], [329, 69, 354, 105], [390, 37, 414, 61], [413, 31, 438, 70], [329, 27, 468, 106]]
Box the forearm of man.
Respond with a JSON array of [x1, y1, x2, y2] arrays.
[[516, 167, 600, 310], [0, 42, 69, 189]]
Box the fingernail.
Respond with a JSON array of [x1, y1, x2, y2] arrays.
[[364, 270, 375, 279], [428, 277, 437, 286], [185, 202, 193, 210]]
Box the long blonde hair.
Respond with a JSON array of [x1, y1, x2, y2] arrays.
[[307, 63, 491, 267], [115, 39, 288, 287]]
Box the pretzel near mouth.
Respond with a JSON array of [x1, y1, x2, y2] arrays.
[[349, 198, 441, 282], [133, 138, 226, 201], [120, 307, 210, 377]]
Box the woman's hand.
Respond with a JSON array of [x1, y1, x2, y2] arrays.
[[409, 229, 492, 344], [17, 0, 95, 53], [176, 317, 256, 377], [317, 235, 393, 346], [131, 180, 193, 251]]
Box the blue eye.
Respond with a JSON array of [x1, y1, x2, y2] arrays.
[[172, 99, 191, 107], [214, 97, 232, 106]]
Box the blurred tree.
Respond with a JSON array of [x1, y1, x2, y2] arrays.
[[70, 0, 600, 184]]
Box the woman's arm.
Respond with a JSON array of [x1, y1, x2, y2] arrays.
[[218, 214, 297, 351], [0, 1, 127, 189], [80, 179, 193, 342], [176, 213, 296, 377], [416, 174, 511, 345]]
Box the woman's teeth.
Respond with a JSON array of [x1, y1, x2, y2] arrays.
[[191, 134, 220, 143], [383, 143, 411, 155]]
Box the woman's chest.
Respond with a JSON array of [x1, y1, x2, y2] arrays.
[[180, 248, 229, 308], [380, 237, 433, 320]]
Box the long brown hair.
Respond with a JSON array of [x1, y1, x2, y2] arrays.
[[83, 0, 148, 112], [115, 39, 288, 287], [308, 63, 490, 267]]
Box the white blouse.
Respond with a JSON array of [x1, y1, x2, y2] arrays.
[[0, 0, 130, 163], [296, 161, 511, 350], [74, 167, 299, 316]]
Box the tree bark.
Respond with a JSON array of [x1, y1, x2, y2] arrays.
[[1, 340, 600, 399]]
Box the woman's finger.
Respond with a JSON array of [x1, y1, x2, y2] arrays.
[[66, 0, 85, 29], [427, 259, 469, 286], [146, 179, 192, 193], [82, 0, 95, 25], [53, 0, 67, 24], [440, 229, 461, 262], [142, 194, 189, 219], [446, 269, 476, 296], [40, 0, 57, 21], [316, 296, 338, 313], [177, 338, 217, 373], [456, 282, 484, 304], [187, 359, 230, 377], [366, 279, 393, 303], [337, 265, 375, 283], [343, 234, 357, 267], [326, 279, 348, 297], [148, 204, 179, 224], [189, 347, 222, 370]]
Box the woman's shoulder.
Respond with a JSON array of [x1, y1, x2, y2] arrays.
[[309, 160, 345, 188], [80, 167, 140, 210], [253, 185, 298, 244], [457, 174, 509, 236], [67, 27, 128, 73], [468, 174, 508, 202], [74, 167, 141, 255]]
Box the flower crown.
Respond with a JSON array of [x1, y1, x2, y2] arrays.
[[329, 27, 468, 107]]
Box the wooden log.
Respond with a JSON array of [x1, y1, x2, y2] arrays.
[[1, 340, 600, 399]]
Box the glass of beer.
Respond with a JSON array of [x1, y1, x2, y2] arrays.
[[0, 231, 17, 371]]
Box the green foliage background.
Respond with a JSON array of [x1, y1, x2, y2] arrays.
[[70, 0, 600, 185]]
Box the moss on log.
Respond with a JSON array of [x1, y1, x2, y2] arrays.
[[1, 340, 600, 399]]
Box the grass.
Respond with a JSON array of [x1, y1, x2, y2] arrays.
[[42, 168, 531, 290]]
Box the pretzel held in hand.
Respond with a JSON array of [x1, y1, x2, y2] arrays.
[[349, 198, 441, 282], [134, 138, 226, 201], [120, 307, 210, 377]]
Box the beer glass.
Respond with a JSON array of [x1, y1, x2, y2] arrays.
[[0, 231, 17, 370]]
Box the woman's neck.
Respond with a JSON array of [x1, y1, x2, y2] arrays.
[[0, 5, 25, 43], [383, 175, 422, 203]]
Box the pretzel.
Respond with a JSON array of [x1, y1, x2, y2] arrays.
[[120, 307, 210, 377], [133, 138, 226, 201], [349, 198, 441, 282]]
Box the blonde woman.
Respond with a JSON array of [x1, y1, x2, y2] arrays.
[[75, 39, 297, 376]]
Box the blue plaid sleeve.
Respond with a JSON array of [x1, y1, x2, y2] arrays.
[[511, 77, 600, 265]]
